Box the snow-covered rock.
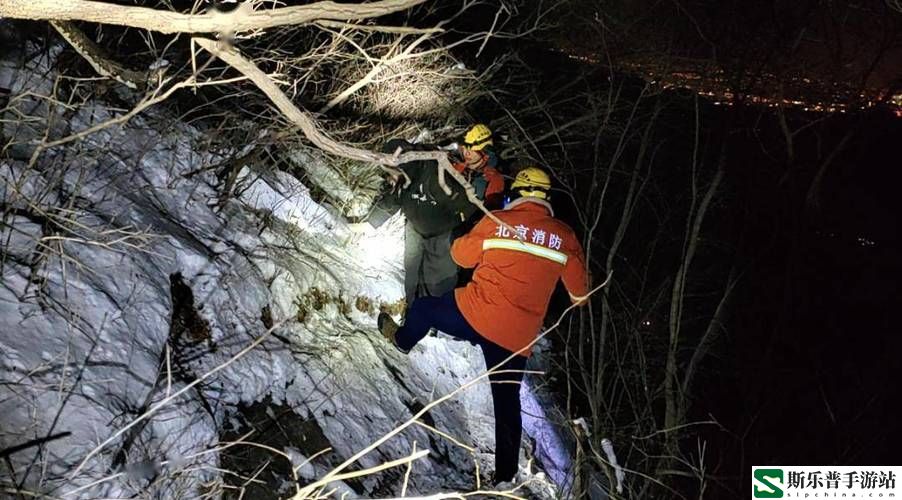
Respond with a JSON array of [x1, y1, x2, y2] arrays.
[[0, 29, 570, 499]]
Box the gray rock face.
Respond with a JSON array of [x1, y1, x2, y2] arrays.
[[0, 26, 566, 499]]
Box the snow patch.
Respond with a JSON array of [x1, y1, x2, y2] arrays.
[[0, 35, 570, 499]]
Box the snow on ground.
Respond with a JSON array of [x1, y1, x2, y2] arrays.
[[0, 34, 572, 499]]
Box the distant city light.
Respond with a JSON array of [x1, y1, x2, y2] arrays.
[[857, 237, 876, 247], [550, 48, 902, 117]]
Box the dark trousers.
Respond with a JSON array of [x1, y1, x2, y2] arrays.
[[404, 223, 458, 304], [396, 292, 528, 482]]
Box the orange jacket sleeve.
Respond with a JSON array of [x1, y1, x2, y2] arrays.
[[484, 168, 505, 210], [562, 234, 589, 303], [485, 168, 505, 197], [451, 215, 493, 268]]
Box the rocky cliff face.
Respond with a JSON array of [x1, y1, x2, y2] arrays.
[[0, 29, 566, 499]]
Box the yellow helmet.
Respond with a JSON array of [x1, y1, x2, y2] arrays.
[[463, 124, 493, 151], [511, 166, 552, 199]]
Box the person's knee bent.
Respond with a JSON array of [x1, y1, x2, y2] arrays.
[[405, 296, 443, 326], [395, 296, 443, 350]]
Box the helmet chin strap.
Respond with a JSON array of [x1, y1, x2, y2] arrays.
[[466, 151, 487, 169], [517, 189, 548, 200]]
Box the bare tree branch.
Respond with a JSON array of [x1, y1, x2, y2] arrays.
[[313, 19, 443, 35], [192, 37, 520, 236], [0, 0, 426, 35], [25, 73, 195, 171], [50, 21, 149, 89], [68, 319, 288, 482]]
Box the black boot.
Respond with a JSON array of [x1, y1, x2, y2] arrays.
[[490, 469, 517, 486], [377, 312, 409, 354]]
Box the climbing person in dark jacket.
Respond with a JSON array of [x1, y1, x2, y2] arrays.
[[377, 166, 590, 484], [361, 124, 503, 304]]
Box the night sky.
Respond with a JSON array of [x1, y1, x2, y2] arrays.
[[693, 106, 902, 494], [524, 1, 902, 495]]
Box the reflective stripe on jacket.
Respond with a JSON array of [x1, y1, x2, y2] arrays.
[[451, 198, 589, 355]]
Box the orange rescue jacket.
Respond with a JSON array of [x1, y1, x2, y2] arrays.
[[451, 197, 589, 355], [453, 162, 505, 209]]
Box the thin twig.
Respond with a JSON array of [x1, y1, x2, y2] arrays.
[[68, 319, 288, 482], [295, 273, 612, 499], [193, 37, 520, 237]]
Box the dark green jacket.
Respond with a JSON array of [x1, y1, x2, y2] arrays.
[[368, 139, 479, 238]]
